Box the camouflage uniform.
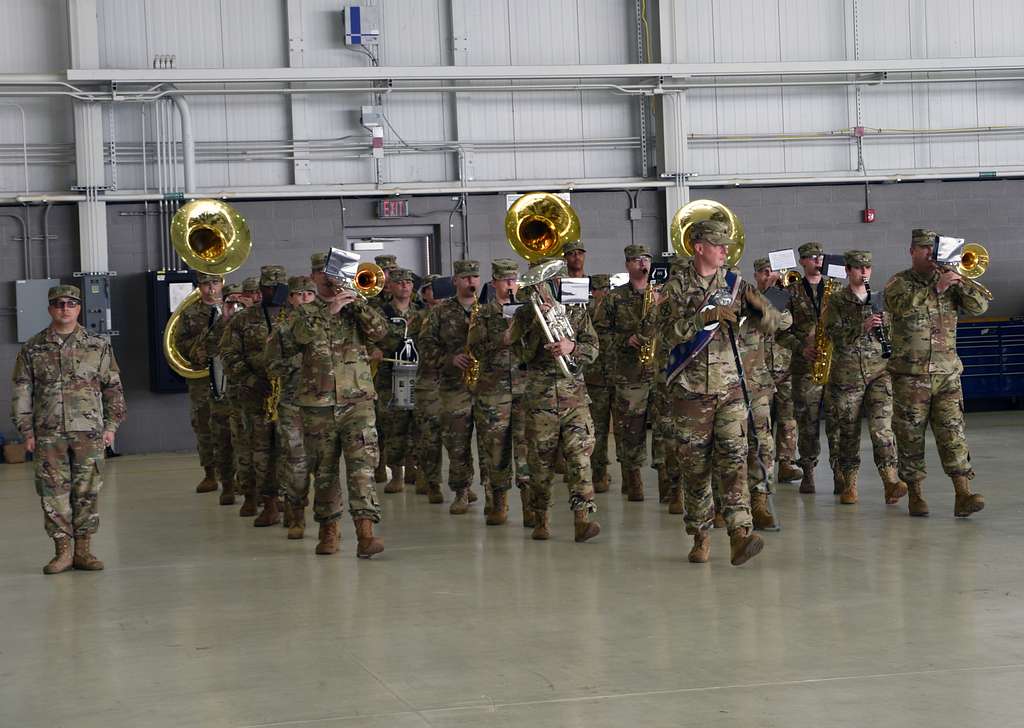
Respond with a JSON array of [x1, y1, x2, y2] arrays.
[[584, 274, 614, 487], [369, 254, 398, 313], [173, 273, 221, 478], [286, 295, 389, 523], [409, 287, 443, 494], [778, 242, 840, 486], [219, 266, 289, 506], [884, 231, 988, 490], [374, 269, 420, 470], [418, 260, 482, 495], [651, 255, 781, 537], [205, 283, 242, 499], [467, 259, 529, 500], [823, 254, 900, 492], [10, 287, 126, 542], [507, 276, 600, 517]]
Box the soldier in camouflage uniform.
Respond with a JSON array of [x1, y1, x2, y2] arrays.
[[753, 259, 802, 484], [11, 285, 126, 574], [370, 254, 398, 483], [466, 258, 531, 526], [240, 277, 261, 306], [503, 258, 601, 542], [884, 229, 988, 518], [264, 275, 317, 538], [285, 266, 389, 557], [821, 250, 908, 507], [205, 282, 246, 506], [584, 273, 613, 494], [410, 275, 445, 501], [595, 244, 657, 502], [563, 239, 587, 278], [778, 241, 841, 495], [647, 220, 780, 565], [374, 268, 420, 494], [419, 260, 484, 515], [220, 265, 289, 525], [173, 271, 223, 494]]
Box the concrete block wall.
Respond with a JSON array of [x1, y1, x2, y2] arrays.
[[1, 180, 1020, 454]]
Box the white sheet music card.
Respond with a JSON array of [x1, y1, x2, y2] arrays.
[[560, 277, 590, 304], [768, 249, 797, 271]]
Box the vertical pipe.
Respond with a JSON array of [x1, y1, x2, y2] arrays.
[[140, 105, 148, 194], [42, 202, 52, 279], [170, 91, 196, 193], [22, 202, 33, 279], [1, 212, 29, 279], [460, 193, 469, 258]]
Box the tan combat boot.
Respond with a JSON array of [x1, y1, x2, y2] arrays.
[[953, 476, 985, 518], [72, 535, 104, 571], [354, 518, 384, 558], [253, 495, 281, 527], [777, 461, 802, 483], [520, 488, 537, 528], [657, 465, 670, 503], [288, 503, 306, 540], [483, 484, 493, 515], [239, 493, 258, 517], [384, 466, 405, 494], [729, 527, 764, 566], [668, 486, 684, 515], [195, 467, 218, 494], [593, 470, 610, 493], [751, 491, 776, 529], [427, 482, 444, 504], [404, 465, 418, 486], [799, 467, 816, 494], [415, 469, 429, 495], [467, 487, 479, 503], [626, 470, 645, 502], [907, 480, 929, 517], [315, 521, 340, 555], [449, 488, 470, 515], [43, 537, 73, 575], [219, 479, 236, 506], [486, 489, 509, 526], [839, 470, 859, 505], [688, 530, 710, 563], [832, 468, 846, 495], [880, 467, 908, 505], [573, 509, 600, 542], [531, 510, 551, 540]]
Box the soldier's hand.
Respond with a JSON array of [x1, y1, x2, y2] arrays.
[[862, 313, 883, 333], [744, 287, 768, 316], [936, 269, 962, 293], [24, 435, 35, 453], [627, 334, 644, 349], [452, 353, 473, 370], [803, 344, 818, 362], [546, 338, 575, 358], [329, 290, 357, 314], [701, 305, 738, 326], [370, 348, 384, 364], [103, 431, 115, 448]]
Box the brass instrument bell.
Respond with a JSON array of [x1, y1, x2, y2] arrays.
[[505, 192, 580, 262], [669, 199, 745, 268]]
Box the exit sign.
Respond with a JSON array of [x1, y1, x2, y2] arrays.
[[376, 199, 409, 218]]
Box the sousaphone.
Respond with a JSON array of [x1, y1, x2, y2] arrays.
[[669, 199, 745, 268]]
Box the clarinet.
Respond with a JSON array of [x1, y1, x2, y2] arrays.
[[865, 282, 892, 359]]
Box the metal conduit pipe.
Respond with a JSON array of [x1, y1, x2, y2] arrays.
[[0, 210, 29, 278], [168, 88, 196, 194], [42, 201, 52, 278]]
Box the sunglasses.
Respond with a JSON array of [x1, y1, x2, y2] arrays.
[[50, 300, 80, 309]]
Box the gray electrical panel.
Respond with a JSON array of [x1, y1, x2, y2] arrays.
[[15, 278, 60, 342], [76, 272, 118, 336]]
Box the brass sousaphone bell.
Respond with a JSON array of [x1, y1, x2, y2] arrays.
[[506, 192, 581, 262], [669, 199, 745, 267], [162, 199, 253, 379]]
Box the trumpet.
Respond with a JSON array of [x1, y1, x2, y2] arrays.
[[948, 242, 993, 301], [326, 261, 387, 298]]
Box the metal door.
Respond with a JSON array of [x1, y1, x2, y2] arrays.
[[345, 226, 436, 276]]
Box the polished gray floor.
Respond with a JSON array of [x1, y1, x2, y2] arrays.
[[2, 411, 1024, 727]]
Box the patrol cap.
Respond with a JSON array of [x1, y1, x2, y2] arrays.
[[419, 273, 440, 292], [691, 219, 733, 247], [259, 265, 288, 287], [310, 251, 328, 272], [844, 249, 872, 267], [195, 272, 223, 284], [48, 284, 81, 302], [624, 243, 653, 260], [222, 282, 243, 297], [589, 273, 611, 291], [563, 240, 586, 255], [288, 275, 316, 294], [242, 277, 260, 293], [491, 258, 518, 280], [798, 241, 825, 258], [390, 268, 414, 284], [912, 228, 939, 247], [753, 257, 771, 272], [453, 259, 480, 277], [375, 254, 398, 271]]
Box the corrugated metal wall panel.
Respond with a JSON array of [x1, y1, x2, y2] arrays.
[[974, 0, 1024, 56], [687, 89, 721, 176], [976, 81, 1024, 167], [98, 0, 149, 67], [0, 0, 69, 72], [714, 88, 786, 174], [781, 86, 850, 172], [859, 84, 917, 170], [778, 0, 846, 61], [852, 0, 911, 60], [675, 0, 716, 63], [712, 0, 782, 63]]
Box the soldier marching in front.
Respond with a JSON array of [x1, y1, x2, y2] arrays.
[[11, 285, 127, 574], [884, 229, 988, 518], [219, 265, 289, 525], [649, 220, 780, 565], [822, 250, 907, 506], [503, 258, 601, 542], [584, 273, 613, 494], [174, 271, 224, 494], [467, 258, 531, 526], [419, 260, 483, 515], [596, 244, 658, 502], [780, 242, 841, 495]]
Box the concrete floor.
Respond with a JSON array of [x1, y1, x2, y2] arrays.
[[2, 411, 1023, 727]]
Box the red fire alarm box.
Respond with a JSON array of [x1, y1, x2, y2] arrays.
[[863, 208, 876, 223]]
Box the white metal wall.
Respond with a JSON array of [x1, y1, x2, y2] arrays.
[[665, 0, 1024, 179]]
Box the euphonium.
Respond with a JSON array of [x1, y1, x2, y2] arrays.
[[163, 199, 252, 380], [810, 278, 842, 385]]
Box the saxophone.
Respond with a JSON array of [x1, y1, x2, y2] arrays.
[[462, 288, 481, 392], [810, 278, 842, 385], [637, 283, 658, 367], [264, 308, 288, 421]]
